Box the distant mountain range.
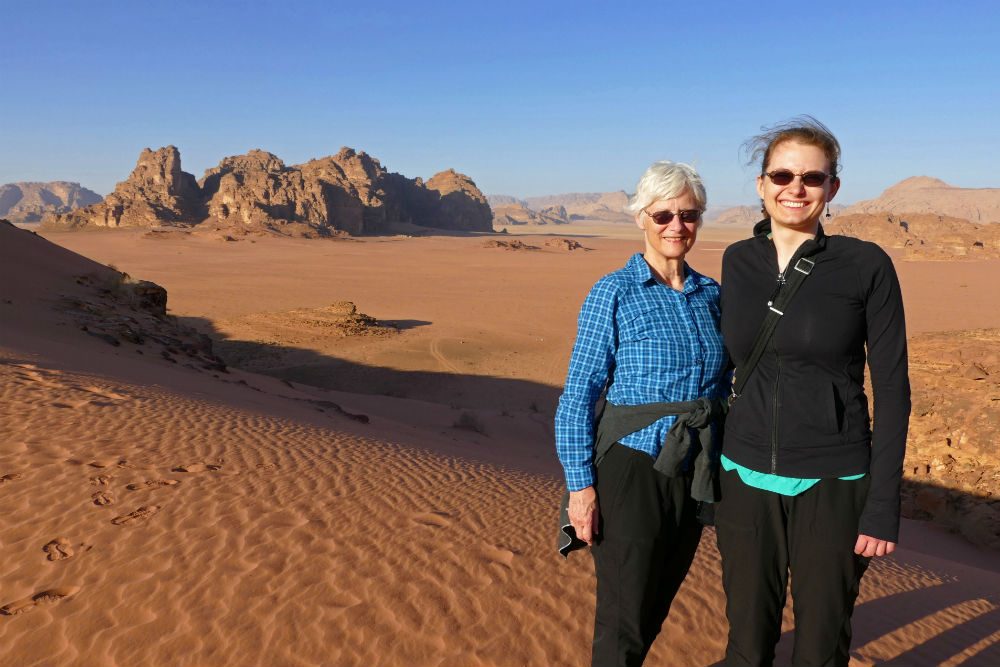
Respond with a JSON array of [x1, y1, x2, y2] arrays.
[[487, 191, 631, 224], [7, 172, 1000, 254], [840, 176, 1000, 223], [0, 182, 102, 223]]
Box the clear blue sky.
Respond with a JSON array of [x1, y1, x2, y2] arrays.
[[2, 0, 998, 205]]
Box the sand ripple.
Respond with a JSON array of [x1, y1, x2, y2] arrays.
[[1, 355, 998, 666]]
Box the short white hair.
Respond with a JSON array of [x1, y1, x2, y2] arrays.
[[624, 161, 707, 225]]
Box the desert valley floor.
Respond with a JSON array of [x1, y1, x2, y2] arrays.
[[1, 222, 998, 666]]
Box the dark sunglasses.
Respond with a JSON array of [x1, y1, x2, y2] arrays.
[[643, 208, 702, 225], [765, 170, 831, 188]]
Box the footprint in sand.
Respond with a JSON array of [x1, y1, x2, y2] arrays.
[[90, 474, 113, 486], [1, 586, 81, 616], [480, 544, 519, 568], [111, 505, 160, 526], [88, 459, 130, 469], [13, 365, 66, 390], [82, 386, 129, 402], [126, 479, 180, 491], [92, 491, 115, 506], [411, 511, 453, 528], [1, 472, 23, 483], [172, 463, 222, 473], [43, 538, 91, 562]]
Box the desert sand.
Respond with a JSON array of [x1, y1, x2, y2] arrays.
[[1, 220, 998, 666]]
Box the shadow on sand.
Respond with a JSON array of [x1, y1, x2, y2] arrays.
[[181, 315, 562, 413], [187, 314, 997, 665]]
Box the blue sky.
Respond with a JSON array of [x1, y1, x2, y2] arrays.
[[2, 1, 998, 205]]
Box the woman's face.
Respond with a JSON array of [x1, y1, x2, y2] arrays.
[[756, 140, 840, 232], [634, 189, 700, 262]]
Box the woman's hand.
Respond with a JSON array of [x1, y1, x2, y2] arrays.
[[854, 534, 896, 557], [568, 486, 600, 546]]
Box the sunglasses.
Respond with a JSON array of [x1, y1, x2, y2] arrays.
[[765, 170, 831, 188], [643, 208, 702, 225]]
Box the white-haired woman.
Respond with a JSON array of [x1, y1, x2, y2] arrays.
[[556, 161, 729, 666]]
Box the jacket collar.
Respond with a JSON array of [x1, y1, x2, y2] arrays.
[[752, 219, 828, 257]]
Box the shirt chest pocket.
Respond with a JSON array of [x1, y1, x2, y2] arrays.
[[688, 298, 720, 323]]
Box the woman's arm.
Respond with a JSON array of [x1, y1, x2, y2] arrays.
[[555, 277, 618, 492], [857, 246, 911, 547]]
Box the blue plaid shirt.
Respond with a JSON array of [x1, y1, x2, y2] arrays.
[[555, 253, 729, 491]]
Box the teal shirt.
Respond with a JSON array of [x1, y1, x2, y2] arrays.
[[721, 454, 866, 496]]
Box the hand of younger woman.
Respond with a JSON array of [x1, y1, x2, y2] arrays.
[[568, 486, 600, 546], [854, 534, 896, 557]]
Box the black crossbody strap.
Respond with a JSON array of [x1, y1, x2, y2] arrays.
[[730, 255, 815, 403]]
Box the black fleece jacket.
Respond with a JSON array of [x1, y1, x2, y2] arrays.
[[721, 220, 910, 542]]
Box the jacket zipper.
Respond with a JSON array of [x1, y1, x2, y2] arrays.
[[769, 271, 785, 474]]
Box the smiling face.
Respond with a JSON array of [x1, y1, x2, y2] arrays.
[[634, 189, 700, 262], [757, 140, 840, 233]]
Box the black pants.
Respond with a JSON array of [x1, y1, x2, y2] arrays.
[[590, 443, 703, 667], [715, 468, 871, 667]]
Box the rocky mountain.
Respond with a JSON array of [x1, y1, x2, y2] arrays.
[[524, 191, 631, 223], [841, 176, 1000, 223], [0, 181, 102, 223], [486, 194, 526, 208], [44, 146, 492, 236], [492, 202, 569, 226]]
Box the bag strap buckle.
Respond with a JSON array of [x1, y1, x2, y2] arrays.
[[794, 257, 815, 275]]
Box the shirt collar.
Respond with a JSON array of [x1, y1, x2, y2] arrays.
[[625, 253, 713, 293]]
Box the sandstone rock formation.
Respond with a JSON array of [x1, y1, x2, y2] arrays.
[[423, 169, 494, 231], [44, 146, 492, 236], [199, 149, 364, 236], [482, 239, 540, 251], [826, 212, 1000, 260], [44, 147, 202, 228], [0, 181, 102, 223], [841, 176, 1000, 223], [525, 191, 631, 223], [491, 203, 535, 226], [492, 202, 569, 226]]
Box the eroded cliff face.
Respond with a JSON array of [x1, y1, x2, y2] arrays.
[[44, 146, 492, 235]]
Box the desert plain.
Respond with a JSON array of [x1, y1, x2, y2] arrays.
[[1, 217, 999, 667]]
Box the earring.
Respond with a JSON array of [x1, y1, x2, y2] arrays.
[[760, 200, 766, 215], [825, 203, 831, 219]]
